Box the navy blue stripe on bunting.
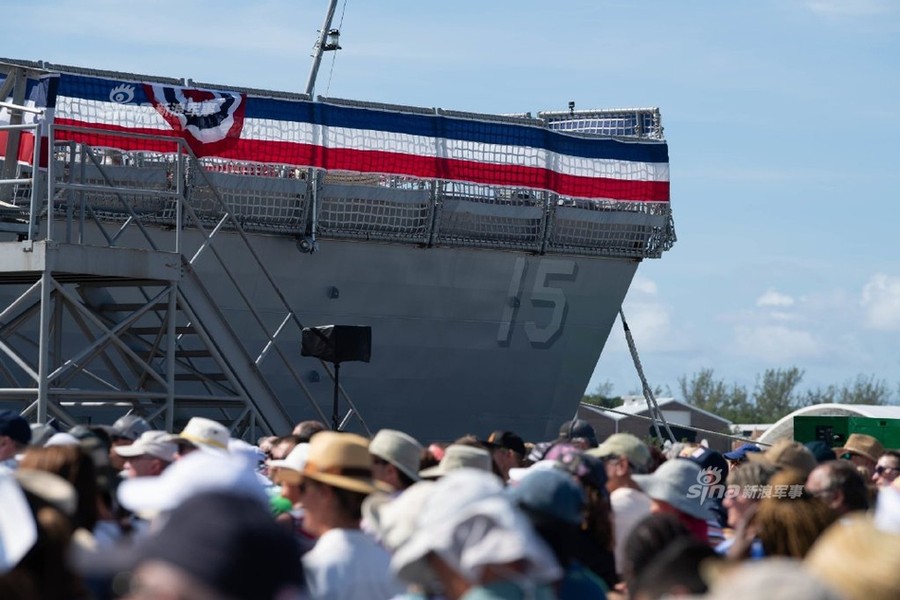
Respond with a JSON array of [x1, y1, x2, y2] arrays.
[[56, 73, 668, 164]]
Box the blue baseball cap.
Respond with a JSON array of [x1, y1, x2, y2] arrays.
[[0, 410, 31, 445], [723, 443, 761, 462]]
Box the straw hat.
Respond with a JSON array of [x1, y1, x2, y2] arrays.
[[369, 429, 423, 482], [300, 431, 379, 494], [170, 417, 230, 453], [806, 515, 900, 600], [747, 439, 818, 476], [836, 433, 884, 464], [418, 444, 492, 479]]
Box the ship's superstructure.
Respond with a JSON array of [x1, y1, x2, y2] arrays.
[[0, 58, 674, 441]]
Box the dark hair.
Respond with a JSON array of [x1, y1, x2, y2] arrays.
[[0, 490, 86, 600], [621, 513, 692, 592], [631, 536, 719, 598], [292, 420, 327, 443], [20, 445, 99, 531], [826, 460, 870, 513]]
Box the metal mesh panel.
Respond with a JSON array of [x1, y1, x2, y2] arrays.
[[547, 199, 675, 258], [540, 108, 663, 140], [189, 167, 309, 234], [434, 183, 546, 251], [64, 161, 174, 221], [317, 177, 431, 243]]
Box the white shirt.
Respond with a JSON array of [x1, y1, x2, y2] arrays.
[[303, 528, 405, 600], [610, 486, 652, 573]]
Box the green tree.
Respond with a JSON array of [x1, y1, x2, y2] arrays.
[[678, 368, 752, 423], [582, 380, 621, 409], [751, 367, 805, 422], [803, 374, 892, 406]]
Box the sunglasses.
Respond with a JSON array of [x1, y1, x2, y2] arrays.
[[875, 465, 898, 476], [839, 453, 854, 461]]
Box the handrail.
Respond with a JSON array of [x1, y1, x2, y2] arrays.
[[37, 123, 370, 433], [181, 150, 372, 434]]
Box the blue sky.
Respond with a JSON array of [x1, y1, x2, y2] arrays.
[[4, 0, 899, 397]]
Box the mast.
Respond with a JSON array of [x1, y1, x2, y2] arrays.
[[304, 0, 341, 97]]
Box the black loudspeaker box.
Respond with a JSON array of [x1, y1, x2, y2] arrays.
[[301, 325, 372, 364]]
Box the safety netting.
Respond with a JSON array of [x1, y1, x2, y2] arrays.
[[2, 63, 676, 257]]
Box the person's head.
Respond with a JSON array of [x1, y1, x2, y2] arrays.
[[805, 441, 837, 464], [620, 512, 693, 595], [297, 431, 381, 535], [723, 443, 762, 470], [0, 469, 85, 600], [115, 451, 269, 520], [269, 434, 302, 461], [114, 430, 177, 479], [805, 460, 869, 516], [747, 439, 818, 479], [722, 461, 777, 528], [170, 417, 230, 458], [418, 444, 493, 480], [291, 420, 327, 442], [391, 469, 560, 596], [539, 443, 613, 551], [506, 467, 585, 567], [369, 429, 423, 491], [588, 432, 651, 492], [806, 515, 900, 600], [108, 414, 150, 471], [835, 433, 884, 478], [873, 451, 900, 488], [485, 430, 526, 480], [755, 468, 836, 559], [629, 535, 719, 600], [557, 418, 598, 449], [126, 492, 305, 600], [19, 444, 99, 532], [0, 409, 31, 461], [267, 443, 310, 505]]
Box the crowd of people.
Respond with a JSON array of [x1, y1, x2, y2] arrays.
[[1, 407, 900, 600]]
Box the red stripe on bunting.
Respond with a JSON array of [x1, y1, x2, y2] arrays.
[[52, 119, 669, 202], [0, 130, 37, 164]]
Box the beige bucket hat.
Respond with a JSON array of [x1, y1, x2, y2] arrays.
[[300, 431, 380, 494], [369, 429, 423, 482]]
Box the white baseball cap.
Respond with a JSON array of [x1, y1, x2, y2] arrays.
[[114, 430, 177, 462], [117, 451, 267, 518]]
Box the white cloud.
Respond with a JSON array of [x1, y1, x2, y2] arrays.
[[861, 274, 900, 331], [630, 274, 658, 296], [756, 289, 795, 308], [733, 325, 823, 362]]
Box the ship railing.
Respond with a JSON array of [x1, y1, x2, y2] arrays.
[[312, 175, 674, 258], [15, 141, 675, 260], [0, 100, 45, 239], [432, 184, 548, 253], [538, 107, 664, 140]]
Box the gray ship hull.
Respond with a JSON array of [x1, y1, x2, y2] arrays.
[[178, 230, 639, 442]]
